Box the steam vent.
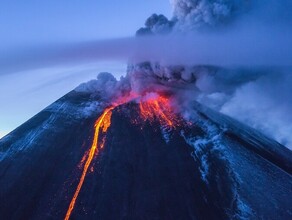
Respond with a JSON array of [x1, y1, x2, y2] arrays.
[[0, 89, 292, 220]]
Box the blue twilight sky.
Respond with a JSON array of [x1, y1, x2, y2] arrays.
[[0, 0, 171, 46], [0, 0, 172, 138]]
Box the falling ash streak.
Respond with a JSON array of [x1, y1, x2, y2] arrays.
[[64, 107, 113, 220]]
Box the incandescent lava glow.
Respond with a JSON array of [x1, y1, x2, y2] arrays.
[[65, 92, 179, 219], [64, 107, 113, 220], [138, 93, 178, 128]]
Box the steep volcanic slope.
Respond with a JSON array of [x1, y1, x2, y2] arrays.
[[0, 89, 292, 220]]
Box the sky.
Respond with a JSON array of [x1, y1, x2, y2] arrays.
[[0, 0, 171, 137], [0, 0, 171, 45]]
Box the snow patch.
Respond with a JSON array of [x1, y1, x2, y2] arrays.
[[181, 117, 227, 183], [160, 125, 172, 143], [0, 115, 55, 161], [181, 109, 253, 218]]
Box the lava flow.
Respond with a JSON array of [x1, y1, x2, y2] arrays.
[[64, 107, 113, 220], [139, 93, 178, 127], [65, 93, 178, 219]]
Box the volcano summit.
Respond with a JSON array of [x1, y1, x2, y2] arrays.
[[1, 0, 292, 219], [0, 70, 291, 219]]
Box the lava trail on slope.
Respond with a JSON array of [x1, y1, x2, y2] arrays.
[[0, 90, 291, 220], [65, 92, 181, 219], [65, 107, 113, 220]]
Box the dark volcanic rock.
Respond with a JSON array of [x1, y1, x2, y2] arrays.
[[0, 91, 291, 220]]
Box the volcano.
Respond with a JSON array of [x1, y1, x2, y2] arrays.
[[0, 87, 292, 220]]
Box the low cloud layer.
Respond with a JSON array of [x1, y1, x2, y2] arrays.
[[2, 26, 292, 75]]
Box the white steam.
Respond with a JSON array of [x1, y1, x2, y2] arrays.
[[129, 0, 292, 149], [220, 72, 292, 148]]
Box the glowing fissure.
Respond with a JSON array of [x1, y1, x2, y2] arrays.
[[65, 92, 178, 220], [65, 107, 113, 220], [139, 94, 177, 127]]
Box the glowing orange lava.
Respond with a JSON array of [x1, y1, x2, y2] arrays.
[[139, 94, 177, 127], [65, 92, 179, 219], [99, 136, 106, 150], [77, 150, 89, 170], [64, 107, 113, 220]]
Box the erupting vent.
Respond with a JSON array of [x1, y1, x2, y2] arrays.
[[1, 89, 291, 220], [139, 93, 178, 127], [65, 93, 180, 220]]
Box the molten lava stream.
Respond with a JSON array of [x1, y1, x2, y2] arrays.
[[139, 95, 175, 127], [65, 93, 176, 219], [64, 107, 113, 220]]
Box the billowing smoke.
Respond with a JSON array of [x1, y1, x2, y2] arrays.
[[74, 0, 292, 149], [221, 71, 292, 148], [137, 0, 292, 33], [136, 14, 174, 35], [136, 0, 248, 34], [76, 63, 292, 149], [1, 0, 292, 149], [125, 0, 292, 149], [170, 0, 248, 30]]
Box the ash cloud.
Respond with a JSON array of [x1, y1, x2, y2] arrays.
[[83, 64, 292, 149], [170, 0, 248, 30], [137, 0, 292, 33], [1, 0, 292, 149], [137, 0, 247, 34], [126, 0, 292, 149], [136, 14, 174, 36]]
